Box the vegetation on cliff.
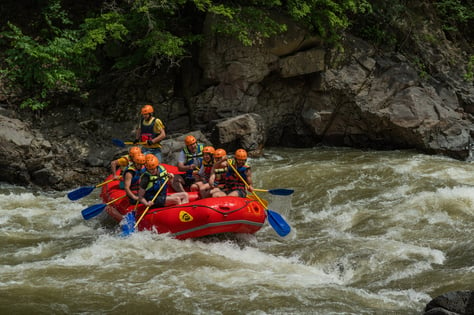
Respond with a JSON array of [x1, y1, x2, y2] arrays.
[[0, 0, 472, 111]]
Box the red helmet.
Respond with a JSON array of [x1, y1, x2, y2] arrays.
[[184, 135, 197, 146], [235, 149, 248, 160], [145, 154, 159, 169], [133, 153, 146, 165], [203, 146, 215, 155], [141, 104, 154, 115], [213, 148, 226, 159]]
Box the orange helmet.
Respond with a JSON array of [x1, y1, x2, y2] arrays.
[[141, 104, 154, 115], [213, 148, 226, 159], [184, 135, 197, 146], [145, 153, 155, 163], [129, 146, 142, 157], [235, 149, 248, 160], [133, 153, 146, 165], [203, 146, 215, 155], [145, 154, 159, 169]]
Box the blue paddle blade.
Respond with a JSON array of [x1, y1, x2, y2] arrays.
[[81, 203, 107, 220], [112, 138, 126, 148], [268, 189, 294, 196], [266, 209, 291, 237], [67, 186, 95, 201], [120, 212, 136, 237]]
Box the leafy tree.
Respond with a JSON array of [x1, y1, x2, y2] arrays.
[[434, 0, 474, 38], [0, 0, 104, 109], [0, 0, 372, 110], [285, 0, 371, 43]]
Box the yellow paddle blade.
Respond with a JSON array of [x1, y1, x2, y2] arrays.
[[247, 194, 268, 208]]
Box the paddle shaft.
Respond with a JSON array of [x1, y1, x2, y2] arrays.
[[106, 194, 128, 205], [134, 177, 169, 228], [68, 177, 119, 201], [97, 177, 117, 188], [227, 160, 264, 207], [227, 159, 291, 237], [81, 194, 128, 220], [123, 141, 146, 145], [112, 138, 146, 147]]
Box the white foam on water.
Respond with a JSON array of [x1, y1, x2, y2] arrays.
[[1, 149, 472, 314]]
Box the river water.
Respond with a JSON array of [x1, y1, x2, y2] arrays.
[[1, 147, 473, 314]]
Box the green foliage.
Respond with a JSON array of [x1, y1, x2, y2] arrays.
[[286, 0, 372, 44], [210, 0, 370, 46], [466, 55, 474, 82], [349, 1, 405, 49], [435, 0, 474, 34], [413, 57, 428, 80], [353, 1, 474, 49], [20, 98, 49, 111], [211, 6, 287, 46], [79, 12, 128, 51], [43, 0, 73, 36], [0, 1, 100, 110], [1, 22, 86, 110], [0, 0, 375, 110]]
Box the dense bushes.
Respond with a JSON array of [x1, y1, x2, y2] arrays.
[[0, 0, 472, 110]]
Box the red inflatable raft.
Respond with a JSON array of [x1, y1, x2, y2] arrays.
[[99, 164, 267, 239]]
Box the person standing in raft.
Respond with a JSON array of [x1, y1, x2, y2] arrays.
[[110, 146, 142, 181], [105, 153, 146, 222], [171, 135, 203, 192], [191, 146, 215, 198], [138, 154, 189, 210], [134, 104, 166, 163]]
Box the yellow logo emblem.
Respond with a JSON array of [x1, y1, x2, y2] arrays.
[[179, 211, 193, 222]]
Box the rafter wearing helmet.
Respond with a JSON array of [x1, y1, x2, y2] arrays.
[[171, 135, 204, 192], [135, 104, 166, 163], [224, 149, 253, 197], [209, 148, 253, 198], [190, 146, 215, 198], [138, 154, 188, 211], [110, 146, 142, 181], [208, 148, 229, 198]]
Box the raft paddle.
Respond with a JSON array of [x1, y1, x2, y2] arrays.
[[81, 195, 127, 220], [246, 194, 269, 208], [227, 160, 291, 237], [67, 178, 117, 201], [253, 188, 294, 196], [121, 200, 139, 237], [112, 138, 145, 148], [134, 177, 169, 228]]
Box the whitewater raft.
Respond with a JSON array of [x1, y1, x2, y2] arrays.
[[99, 164, 267, 239]]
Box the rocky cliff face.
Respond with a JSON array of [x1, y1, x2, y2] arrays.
[[193, 13, 473, 158], [0, 10, 473, 190]]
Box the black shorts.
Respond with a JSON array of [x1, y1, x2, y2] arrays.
[[151, 195, 166, 208], [226, 189, 246, 198], [179, 175, 195, 188]]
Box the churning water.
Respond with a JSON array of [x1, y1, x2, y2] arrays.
[[1, 147, 473, 314]]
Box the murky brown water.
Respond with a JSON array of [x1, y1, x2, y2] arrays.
[[1, 147, 473, 314]]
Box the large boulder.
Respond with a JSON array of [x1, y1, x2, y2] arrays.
[[302, 50, 473, 158], [0, 113, 34, 185], [206, 113, 266, 156], [424, 290, 474, 315]]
